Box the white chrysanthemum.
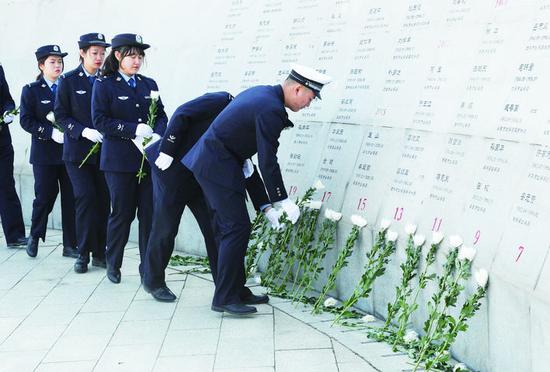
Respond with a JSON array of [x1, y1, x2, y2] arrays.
[[413, 234, 425, 247], [432, 231, 444, 245], [403, 329, 419, 343], [474, 268, 489, 288], [313, 180, 325, 190], [449, 235, 463, 248], [350, 215, 367, 228], [324, 209, 342, 222], [323, 297, 337, 308], [150, 90, 160, 100], [386, 230, 398, 242], [379, 218, 391, 231], [361, 314, 376, 323], [405, 223, 417, 235], [257, 241, 264, 249], [458, 245, 476, 261], [46, 111, 56, 123], [453, 363, 469, 372]]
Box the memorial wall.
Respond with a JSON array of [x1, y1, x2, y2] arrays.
[[2, 0, 550, 370]]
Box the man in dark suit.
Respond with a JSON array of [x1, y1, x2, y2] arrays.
[[143, 92, 282, 302], [0, 64, 27, 249], [183, 65, 331, 315]]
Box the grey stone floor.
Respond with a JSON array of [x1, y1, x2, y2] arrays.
[[0, 229, 413, 372]]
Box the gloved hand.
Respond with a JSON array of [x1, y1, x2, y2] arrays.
[[281, 198, 300, 224], [3, 112, 14, 124], [51, 128, 64, 144], [135, 123, 153, 137], [265, 207, 282, 229], [155, 152, 173, 171], [82, 127, 103, 143], [242, 158, 254, 178]]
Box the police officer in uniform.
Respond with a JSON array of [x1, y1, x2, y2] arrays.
[[0, 64, 27, 248], [55, 33, 111, 273], [20, 45, 78, 258], [92, 34, 167, 283], [143, 91, 282, 302], [183, 65, 331, 315]]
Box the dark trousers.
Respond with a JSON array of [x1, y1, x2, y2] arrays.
[[0, 143, 25, 244], [104, 171, 152, 276], [195, 175, 252, 306], [143, 166, 218, 289], [66, 162, 109, 260], [30, 164, 76, 247]]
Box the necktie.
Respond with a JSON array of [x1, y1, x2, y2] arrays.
[[88, 75, 96, 86], [51, 83, 57, 94], [128, 77, 136, 88]]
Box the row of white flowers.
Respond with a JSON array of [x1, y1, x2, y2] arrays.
[[245, 180, 487, 371]]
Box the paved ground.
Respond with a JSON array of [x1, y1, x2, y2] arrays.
[[0, 229, 413, 372]]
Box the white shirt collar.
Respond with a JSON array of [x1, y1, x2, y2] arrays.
[[81, 65, 99, 78], [44, 77, 59, 88], [118, 70, 135, 83]]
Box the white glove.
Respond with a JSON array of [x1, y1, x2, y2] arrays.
[[155, 152, 174, 171], [135, 123, 153, 137], [3, 112, 14, 124], [265, 207, 282, 229], [51, 128, 64, 144], [82, 127, 103, 143], [281, 198, 300, 224], [242, 158, 254, 178]]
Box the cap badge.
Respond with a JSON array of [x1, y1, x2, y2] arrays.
[[136, 35, 143, 43]]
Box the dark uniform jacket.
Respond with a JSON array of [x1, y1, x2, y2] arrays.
[[92, 72, 167, 172], [183, 85, 293, 203], [54, 65, 99, 164], [147, 91, 270, 210], [0, 65, 16, 146], [20, 78, 63, 165]]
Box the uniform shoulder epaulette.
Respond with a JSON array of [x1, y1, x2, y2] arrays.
[[62, 69, 79, 79], [136, 74, 152, 83], [27, 80, 41, 88], [96, 75, 109, 83]]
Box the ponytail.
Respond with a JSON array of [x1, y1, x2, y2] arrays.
[[101, 46, 145, 77], [35, 56, 48, 81], [101, 52, 119, 77]]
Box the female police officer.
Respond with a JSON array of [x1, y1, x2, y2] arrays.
[[55, 33, 111, 273], [20, 45, 77, 258], [92, 34, 167, 283]]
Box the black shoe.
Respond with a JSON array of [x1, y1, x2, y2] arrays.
[[146, 285, 177, 302], [211, 303, 257, 315], [7, 237, 28, 248], [74, 256, 88, 273], [107, 268, 121, 284], [241, 293, 269, 305], [92, 257, 107, 268], [62, 246, 79, 258], [26, 237, 39, 257]]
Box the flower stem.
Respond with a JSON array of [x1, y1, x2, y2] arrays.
[[79, 142, 100, 168]]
